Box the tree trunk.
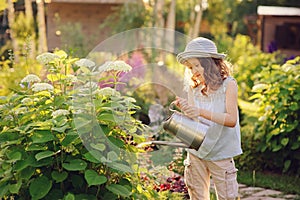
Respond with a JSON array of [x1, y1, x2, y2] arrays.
[[7, 0, 19, 62], [36, 0, 48, 53], [192, 0, 203, 38], [166, 0, 176, 52], [187, 0, 203, 40], [25, 0, 36, 58], [154, 0, 165, 28]]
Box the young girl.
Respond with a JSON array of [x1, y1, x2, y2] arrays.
[[174, 37, 242, 200]]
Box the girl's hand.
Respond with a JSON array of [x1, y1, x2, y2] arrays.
[[174, 97, 200, 119]]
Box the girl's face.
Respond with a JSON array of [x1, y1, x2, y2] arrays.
[[184, 58, 205, 82]]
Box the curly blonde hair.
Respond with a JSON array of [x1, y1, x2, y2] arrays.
[[191, 57, 231, 96]]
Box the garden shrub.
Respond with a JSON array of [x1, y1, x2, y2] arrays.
[[0, 50, 177, 199], [0, 54, 43, 96], [251, 57, 300, 175], [227, 34, 282, 101]]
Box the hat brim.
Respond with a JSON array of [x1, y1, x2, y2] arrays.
[[176, 51, 226, 64]]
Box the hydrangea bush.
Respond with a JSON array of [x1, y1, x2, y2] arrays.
[[0, 50, 175, 199], [250, 57, 300, 174]]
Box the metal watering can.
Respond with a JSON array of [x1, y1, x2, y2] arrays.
[[138, 103, 209, 150]]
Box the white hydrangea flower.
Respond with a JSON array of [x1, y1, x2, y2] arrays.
[[72, 109, 84, 114], [265, 105, 272, 112], [83, 82, 99, 90], [0, 104, 6, 110], [31, 83, 54, 92], [252, 83, 268, 92], [97, 87, 120, 96], [52, 109, 70, 117], [4, 115, 14, 121], [100, 61, 132, 72], [258, 115, 267, 121], [21, 98, 33, 105], [66, 74, 78, 83], [21, 74, 41, 83], [14, 107, 27, 115], [75, 59, 95, 68], [36, 52, 59, 65], [78, 82, 100, 96]]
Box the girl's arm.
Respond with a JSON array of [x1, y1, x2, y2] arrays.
[[175, 80, 238, 127]]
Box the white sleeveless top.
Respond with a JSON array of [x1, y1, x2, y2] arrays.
[[187, 76, 243, 161]]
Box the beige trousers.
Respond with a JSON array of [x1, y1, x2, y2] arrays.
[[184, 153, 239, 200]]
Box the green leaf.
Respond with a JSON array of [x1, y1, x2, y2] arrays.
[[14, 155, 35, 171], [64, 193, 75, 200], [31, 130, 55, 144], [62, 159, 87, 171], [51, 171, 68, 183], [53, 116, 68, 127], [20, 167, 35, 180], [106, 184, 131, 197], [98, 113, 116, 123], [35, 151, 55, 161], [55, 50, 67, 58], [283, 160, 291, 173], [80, 66, 91, 74], [6, 150, 22, 162], [26, 144, 48, 151], [52, 125, 69, 133], [289, 102, 298, 111], [47, 74, 59, 82], [29, 176, 52, 200], [0, 132, 19, 142], [8, 181, 22, 194], [74, 194, 97, 200], [291, 142, 300, 150], [110, 162, 134, 173], [71, 174, 84, 189], [84, 170, 107, 186], [248, 93, 262, 100], [83, 151, 102, 163], [61, 133, 79, 146], [270, 128, 280, 136], [107, 151, 118, 162], [294, 93, 300, 100], [54, 96, 66, 107], [280, 138, 289, 147], [107, 136, 125, 148], [90, 143, 106, 151], [73, 119, 93, 132], [0, 183, 9, 198]]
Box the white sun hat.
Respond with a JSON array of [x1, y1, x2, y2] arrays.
[[177, 37, 226, 63]]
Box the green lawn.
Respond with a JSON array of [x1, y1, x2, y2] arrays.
[[238, 170, 300, 196]]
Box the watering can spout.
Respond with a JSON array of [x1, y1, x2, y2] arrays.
[[137, 141, 189, 148]]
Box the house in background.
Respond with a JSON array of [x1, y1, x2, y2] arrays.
[[46, 0, 130, 51], [257, 6, 300, 57]]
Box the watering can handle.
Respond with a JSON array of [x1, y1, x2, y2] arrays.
[[169, 101, 179, 113]]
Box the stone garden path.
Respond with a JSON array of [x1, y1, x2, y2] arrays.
[[238, 184, 298, 200]]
